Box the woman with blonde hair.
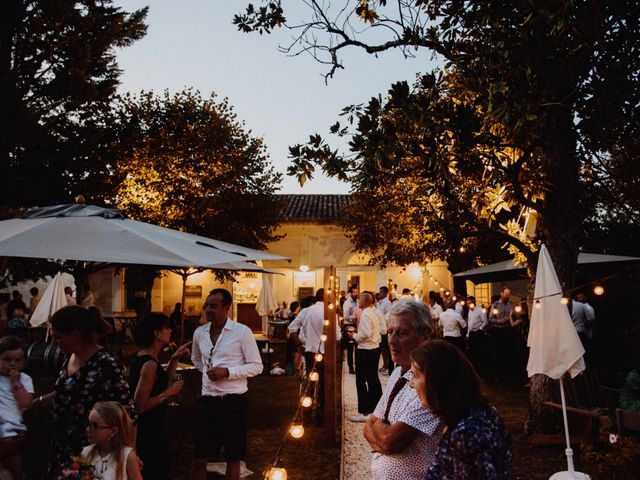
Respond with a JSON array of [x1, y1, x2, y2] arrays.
[[82, 401, 142, 480]]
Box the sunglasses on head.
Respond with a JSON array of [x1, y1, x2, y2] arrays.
[[88, 421, 111, 431]]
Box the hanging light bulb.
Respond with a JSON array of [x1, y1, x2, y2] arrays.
[[299, 264, 309, 272], [301, 396, 313, 408], [469, 303, 476, 309], [327, 288, 332, 293], [321, 334, 327, 342], [444, 290, 451, 297], [452, 295, 457, 301], [492, 308, 499, 315], [264, 458, 287, 480], [324, 319, 329, 326], [514, 305, 522, 313], [560, 297, 569, 305], [309, 371, 319, 381], [439, 287, 445, 292], [315, 353, 323, 362], [593, 285, 605, 296], [459, 300, 465, 306], [534, 300, 542, 309], [328, 303, 334, 310], [289, 424, 304, 439]]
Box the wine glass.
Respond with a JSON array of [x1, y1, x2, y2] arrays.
[[167, 374, 182, 407]]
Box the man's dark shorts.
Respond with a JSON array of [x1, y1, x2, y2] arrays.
[[193, 393, 248, 461]]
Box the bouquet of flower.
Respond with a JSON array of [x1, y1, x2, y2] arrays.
[[56, 456, 99, 480]]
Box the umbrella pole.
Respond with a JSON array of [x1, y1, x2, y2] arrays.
[[559, 375, 576, 476], [180, 273, 187, 344]]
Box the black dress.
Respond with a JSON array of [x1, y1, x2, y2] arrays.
[[129, 354, 169, 480]]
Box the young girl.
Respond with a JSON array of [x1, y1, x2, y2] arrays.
[[82, 401, 142, 480], [0, 336, 34, 479]]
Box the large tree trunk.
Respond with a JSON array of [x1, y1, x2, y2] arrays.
[[525, 104, 581, 434]]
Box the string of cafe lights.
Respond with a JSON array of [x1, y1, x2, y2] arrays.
[[263, 274, 340, 480]]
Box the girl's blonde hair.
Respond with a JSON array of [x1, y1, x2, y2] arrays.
[[85, 401, 134, 480]]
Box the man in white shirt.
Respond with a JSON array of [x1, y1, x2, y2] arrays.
[[377, 286, 394, 375], [466, 296, 489, 376], [342, 285, 359, 374], [571, 291, 596, 360], [191, 288, 263, 480], [440, 301, 467, 352], [364, 299, 443, 480], [349, 291, 382, 422]]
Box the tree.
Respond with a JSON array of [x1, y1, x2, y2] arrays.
[[235, 0, 640, 432], [0, 0, 147, 208], [105, 89, 285, 250]]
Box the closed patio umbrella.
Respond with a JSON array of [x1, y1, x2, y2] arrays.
[[526, 244, 587, 480], [29, 272, 68, 328]]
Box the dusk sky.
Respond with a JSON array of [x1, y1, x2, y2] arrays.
[[113, 1, 439, 194]]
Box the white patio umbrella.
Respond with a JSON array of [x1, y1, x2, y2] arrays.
[[526, 244, 588, 480], [29, 272, 68, 328], [0, 203, 286, 267], [256, 273, 278, 317]]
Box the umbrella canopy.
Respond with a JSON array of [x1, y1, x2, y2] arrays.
[[0, 203, 287, 267], [30, 272, 68, 327], [454, 252, 640, 284], [527, 244, 585, 379], [256, 273, 278, 317]]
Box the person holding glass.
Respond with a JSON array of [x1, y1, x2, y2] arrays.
[[129, 312, 190, 480], [190, 289, 263, 480]]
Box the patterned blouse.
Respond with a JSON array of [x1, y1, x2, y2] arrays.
[[425, 406, 512, 480], [49, 349, 137, 475]]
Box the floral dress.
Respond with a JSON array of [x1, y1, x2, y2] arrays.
[[49, 349, 137, 475], [425, 406, 512, 480]]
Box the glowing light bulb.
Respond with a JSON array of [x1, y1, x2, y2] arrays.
[[492, 308, 499, 315], [327, 288, 332, 293], [459, 300, 465, 306], [289, 424, 304, 439], [321, 334, 327, 342], [315, 353, 323, 362], [299, 265, 309, 272], [560, 297, 569, 305], [301, 396, 312, 408], [514, 305, 522, 313], [452, 295, 457, 301], [324, 319, 329, 326], [534, 300, 542, 309], [439, 287, 445, 292], [444, 290, 451, 297], [469, 303, 476, 309], [328, 303, 334, 310], [265, 459, 287, 480], [309, 372, 319, 382], [593, 285, 604, 296]]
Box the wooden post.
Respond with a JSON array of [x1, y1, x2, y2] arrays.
[[323, 266, 338, 445]]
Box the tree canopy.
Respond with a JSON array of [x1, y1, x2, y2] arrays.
[[0, 0, 148, 208], [235, 0, 640, 285], [105, 89, 285, 250]]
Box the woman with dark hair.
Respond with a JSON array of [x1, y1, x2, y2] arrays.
[[129, 312, 190, 479], [411, 340, 512, 479], [42, 305, 137, 476]]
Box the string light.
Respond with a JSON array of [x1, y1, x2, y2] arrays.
[[452, 295, 457, 301], [264, 459, 287, 480], [309, 372, 319, 382], [560, 297, 569, 305], [534, 300, 542, 309], [439, 287, 445, 292], [301, 396, 313, 408], [469, 303, 476, 309], [492, 308, 499, 315], [593, 285, 604, 296], [321, 334, 327, 342], [459, 300, 465, 306], [315, 353, 323, 362], [324, 319, 329, 326], [514, 305, 522, 313], [289, 424, 304, 439], [328, 303, 334, 310]]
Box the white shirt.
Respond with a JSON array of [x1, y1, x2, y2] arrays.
[[298, 302, 326, 354], [191, 319, 263, 396], [374, 307, 387, 335], [467, 306, 488, 336], [353, 306, 381, 350], [343, 296, 358, 325], [377, 297, 392, 318], [440, 308, 466, 337], [82, 445, 132, 480], [65, 293, 77, 306], [571, 301, 596, 339], [371, 368, 443, 480], [429, 303, 443, 321], [0, 373, 34, 439]]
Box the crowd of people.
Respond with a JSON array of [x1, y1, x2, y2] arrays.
[[0, 278, 636, 479]]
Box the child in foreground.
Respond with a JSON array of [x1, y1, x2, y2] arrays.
[[82, 401, 142, 480], [0, 336, 34, 479]]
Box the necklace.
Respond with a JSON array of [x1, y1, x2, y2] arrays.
[[96, 448, 111, 474]]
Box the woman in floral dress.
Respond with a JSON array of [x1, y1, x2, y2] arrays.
[[43, 306, 137, 476], [410, 340, 512, 479]]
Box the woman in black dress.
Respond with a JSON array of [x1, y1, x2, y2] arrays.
[[129, 312, 190, 479]]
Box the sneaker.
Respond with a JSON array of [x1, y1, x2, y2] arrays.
[[348, 413, 369, 422]]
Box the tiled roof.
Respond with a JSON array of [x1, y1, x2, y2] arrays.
[[279, 194, 350, 223]]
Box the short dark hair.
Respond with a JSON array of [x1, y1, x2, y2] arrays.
[[379, 286, 389, 294], [348, 285, 359, 293], [300, 296, 315, 309], [402, 288, 411, 295], [134, 312, 169, 347], [411, 340, 488, 427], [315, 288, 325, 301], [207, 288, 232, 307], [30, 287, 38, 295], [0, 336, 25, 356], [50, 305, 98, 341]]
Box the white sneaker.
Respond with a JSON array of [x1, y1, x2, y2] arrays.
[[348, 413, 369, 422]]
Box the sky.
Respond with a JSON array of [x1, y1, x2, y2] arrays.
[[113, 1, 438, 194]]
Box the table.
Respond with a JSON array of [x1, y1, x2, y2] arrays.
[[102, 311, 137, 343]]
